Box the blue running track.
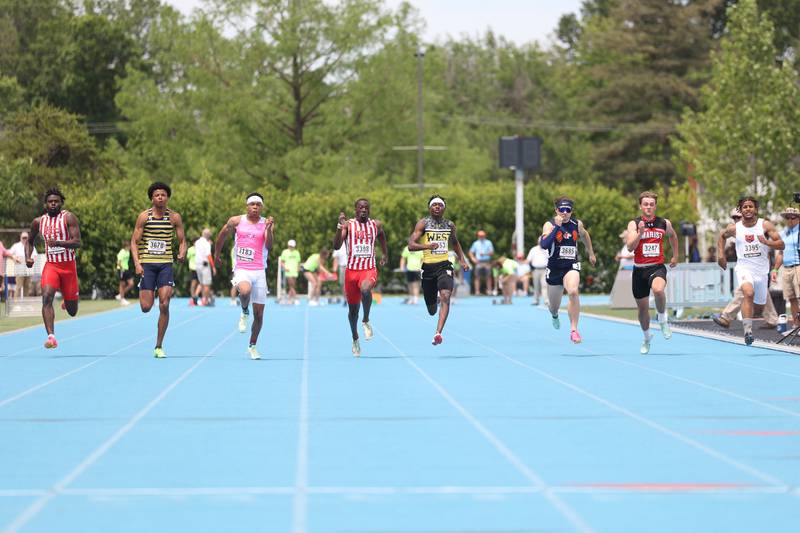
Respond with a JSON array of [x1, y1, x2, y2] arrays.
[[1, 297, 799, 532]]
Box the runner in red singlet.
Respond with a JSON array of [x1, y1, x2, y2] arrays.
[[24, 187, 82, 349], [625, 191, 679, 354], [333, 198, 388, 357]]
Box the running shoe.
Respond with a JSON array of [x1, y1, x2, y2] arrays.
[[352, 339, 361, 357], [570, 330, 582, 344], [744, 332, 754, 346], [640, 334, 652, 355], [551, 314, 560, 330], [120, 298, 130, 306], [238, 312, 248, 333], [44, 334, 58, 349], [153, 347, 166, 358], [189, 299, 197, 307], [247, 344, 261, 360], [432, 332, 443, 346], [363, 321, 373, 341], [660, 321, 672, 340]]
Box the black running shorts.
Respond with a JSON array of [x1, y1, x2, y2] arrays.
[[421, 261, 454, 308], [632, 264, 667, 300]]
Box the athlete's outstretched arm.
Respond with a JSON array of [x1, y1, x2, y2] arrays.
[[664, 219, 679, 268], [760, 220, 785, 250], [172, 212, 187, 262], [407, 219, 431, 251], [25, 217, 41, 268], [376, 220, 388, 266], [716, 223, 736, 270], [539, 220, 556, 248], [52, 212, 82, 250], [333, 212, 348, 250], [130, 211, 148, 275], [213, 216, 240, 264], [578, 221, 597, 266], [264, 216, 274, 251], [625, 220, 641, 252], [450, 223, 470, 271]]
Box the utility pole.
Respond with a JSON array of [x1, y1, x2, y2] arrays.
[[415, 47, 425, 191]]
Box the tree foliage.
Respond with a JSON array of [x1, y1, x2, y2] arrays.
[[674, 0, 800, 213]]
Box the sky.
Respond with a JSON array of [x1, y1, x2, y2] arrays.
[[165, 0, 584, 48]]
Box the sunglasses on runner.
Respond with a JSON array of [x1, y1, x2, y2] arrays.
[[557, 207, 572, 214]]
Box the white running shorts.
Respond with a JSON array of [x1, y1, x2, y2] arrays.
[[734, 265, 768, 306], [232, 268, 267, 305]]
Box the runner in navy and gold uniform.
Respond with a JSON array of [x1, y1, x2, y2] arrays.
[[538, 197, 596, 343], [131, 182, 187, 358], [408, 195, 469, 346], [625, 191, 679, 354]]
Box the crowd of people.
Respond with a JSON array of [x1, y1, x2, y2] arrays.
[[7, 182, 800, 358]]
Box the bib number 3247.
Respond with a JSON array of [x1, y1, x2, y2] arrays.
[[642, 243, 660, 257]]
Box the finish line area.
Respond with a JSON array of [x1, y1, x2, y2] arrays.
[[1, 297, 799, 532]]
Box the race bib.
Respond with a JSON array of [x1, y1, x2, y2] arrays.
[[237, 247, 255, 262], [352, 243, 373, 258], [147, 240, 167, 255], [642, 243, 660, 257], [431, 238, 448, 255], [48, 245, 66, 255], [743, 243, 762, 258], [559, 246, 577, 260]]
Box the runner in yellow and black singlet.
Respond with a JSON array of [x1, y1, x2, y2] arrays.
[[408, 195, 469, 346]]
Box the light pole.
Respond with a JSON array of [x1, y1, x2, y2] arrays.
[[414, 47, 425, 191]]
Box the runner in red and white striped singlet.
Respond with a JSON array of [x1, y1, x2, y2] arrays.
[[345, 218, 378, 271], [25, 187, 82, 349], [333, 198, 389, 357]]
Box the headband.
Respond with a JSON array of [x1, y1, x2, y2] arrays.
[[429, 197, 445, 208], [246, 195, 264, 205], [556, 199, 573, 210]]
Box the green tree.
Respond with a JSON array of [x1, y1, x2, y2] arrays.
[[674, 0, 800, 212], [574, 0, 717, 191]]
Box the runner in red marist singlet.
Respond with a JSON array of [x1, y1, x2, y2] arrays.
[[333, 198, 388, 357], [625, 191, 679, 354], [24, 187, 82, 349]]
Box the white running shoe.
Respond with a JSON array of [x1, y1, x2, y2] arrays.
[[248, 345, 260, 360], [660, 321, 672, 340], [363, 321, 373, 341], [640, 333, 653, 355], [551, 315, 560, 330], [120, 298, 130, 306], [238, 312, 248, 333], [352, 339, 361, 357]]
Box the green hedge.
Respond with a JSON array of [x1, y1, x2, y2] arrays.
[[61, 178, 697, 295]]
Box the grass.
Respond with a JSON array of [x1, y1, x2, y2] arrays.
[[0, 299, 124, 335], [582, 304, 719, 322]]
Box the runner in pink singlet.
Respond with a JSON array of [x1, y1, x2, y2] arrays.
[[214, 192, 274, 359]]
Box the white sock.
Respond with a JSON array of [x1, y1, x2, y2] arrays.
[[657, 312, 667, 323], [643, 329, 652, 341], [743, 318, 753, 334]]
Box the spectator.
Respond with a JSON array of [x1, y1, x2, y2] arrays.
[[116, 241, 134, 306], [772, 206, 800, 325], [331, 243, 348, 306], [279, 239, 302, 305], [688, 235, 702, 263], [0, 239, 19, 301], [704, 246, 717, 263], [515, 253, 531, 296], [468, 230, 494, 295], [494, 256, 518, 305], [194, 228, 216, 306], [615, 231, 635, 270], [527, 242, 548, 305], [186, 239, 198, 305], [302, 248, 331, 306], [400, 245, 423, 305], [9, 232, 36, 298]]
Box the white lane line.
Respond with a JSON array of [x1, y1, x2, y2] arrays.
[[450, 328, 788, 490], [0, 484, 791, 498], [0, 313, 148, 358], [2, 329, 237, 533], [0, 313, 207, 409], [0, 304, 136, 338], [291, 307, 310, 533], [376, 327, 595, 533], [604, 356, 800, 418]]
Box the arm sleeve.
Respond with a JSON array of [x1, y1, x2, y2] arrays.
[[539, 227, 559, 249]]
